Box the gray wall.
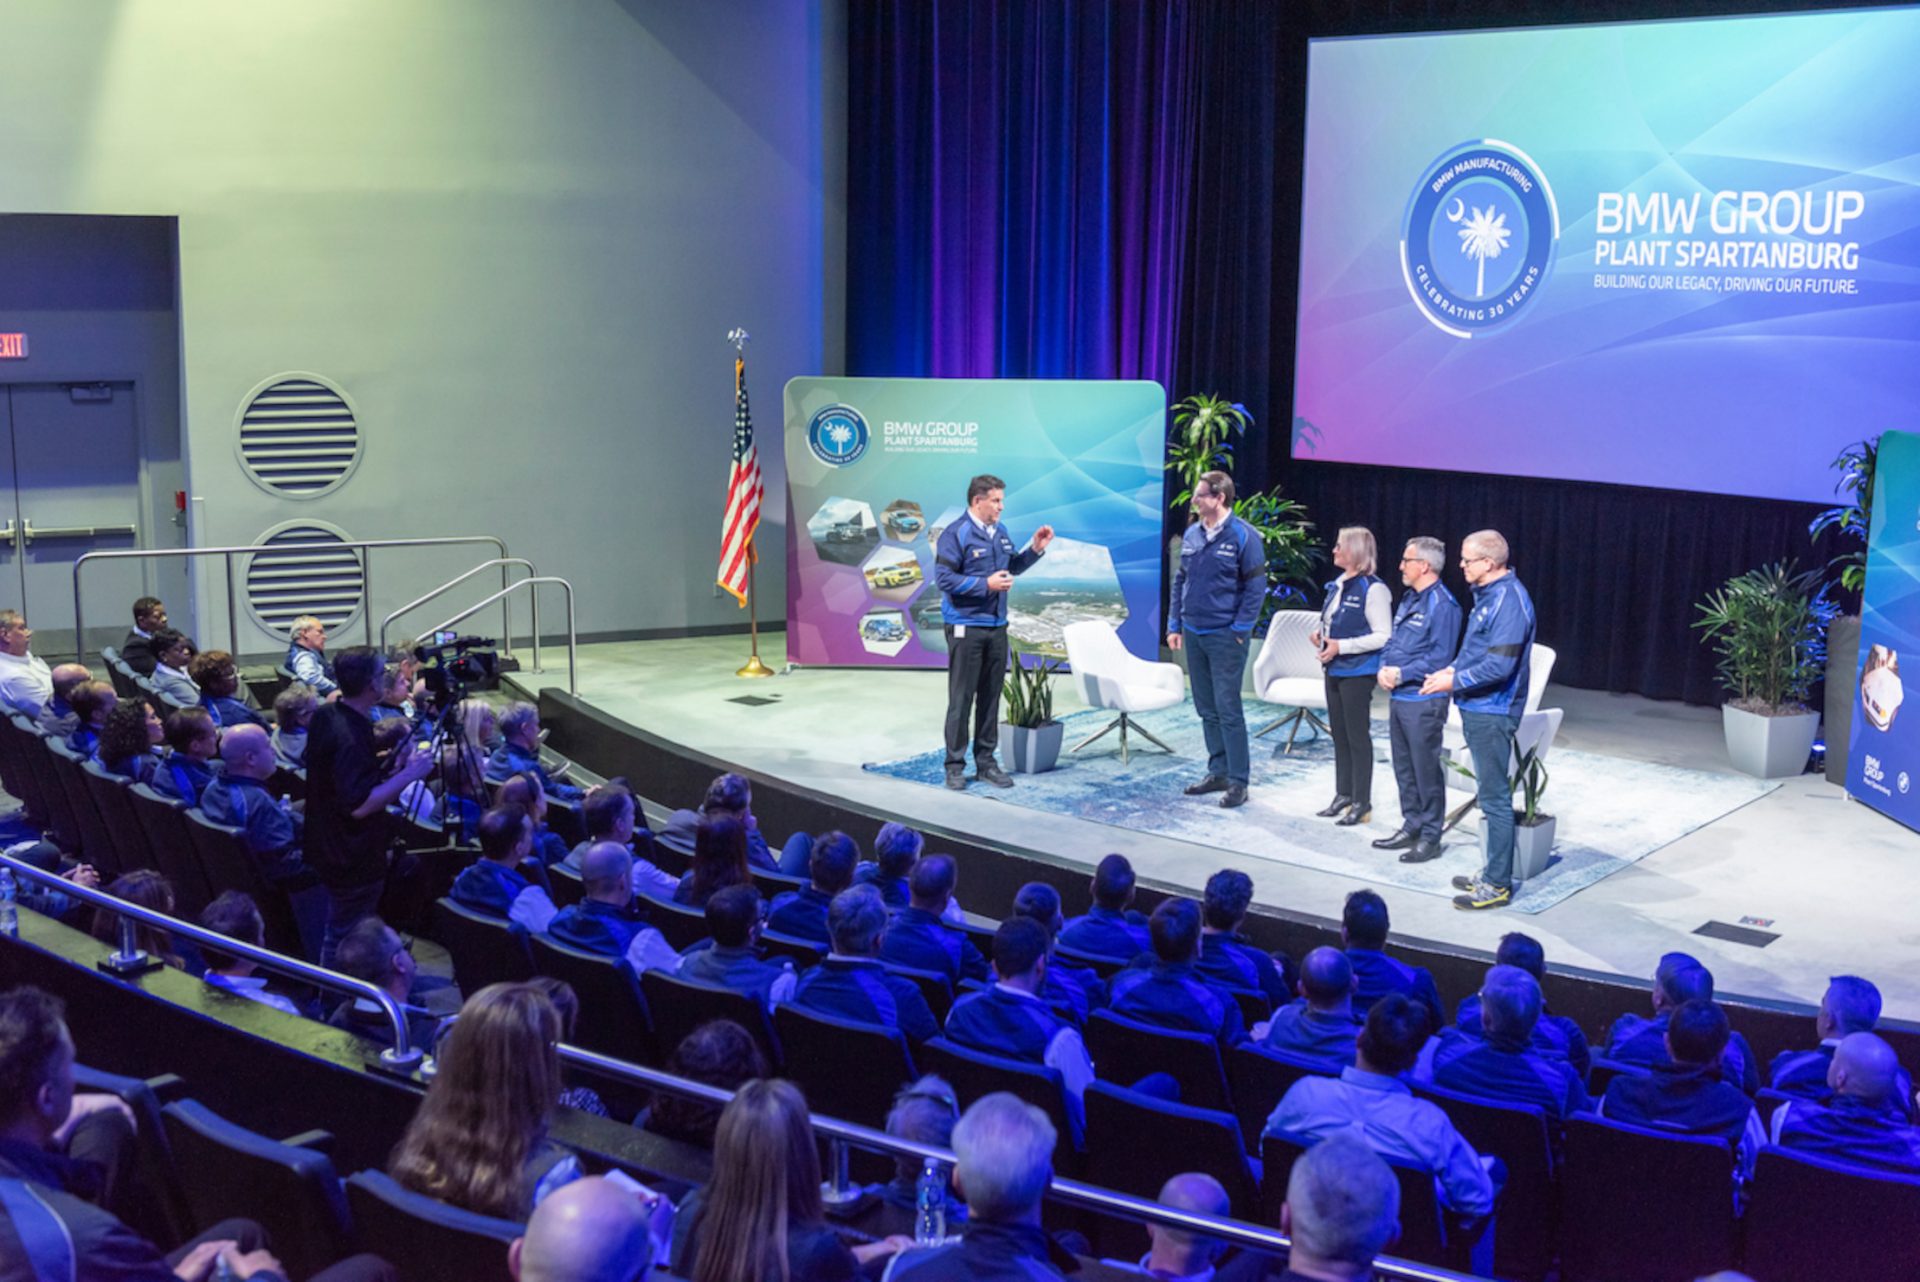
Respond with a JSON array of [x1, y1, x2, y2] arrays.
[[0, 0, 844, 654]]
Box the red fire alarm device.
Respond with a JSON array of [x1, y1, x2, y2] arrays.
[[0, 334, 27, 359]]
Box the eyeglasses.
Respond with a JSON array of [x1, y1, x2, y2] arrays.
[[1461, 555, 1492, 567]]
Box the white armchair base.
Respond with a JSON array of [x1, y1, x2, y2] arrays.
[[1072, 711, 1175, 764]]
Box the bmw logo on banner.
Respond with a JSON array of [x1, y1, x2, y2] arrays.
[[1401, 140, 1559, 338], [806, 404, 871, 467]]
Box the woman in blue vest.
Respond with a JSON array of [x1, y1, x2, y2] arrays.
[[1310, 527, 1392, 825]]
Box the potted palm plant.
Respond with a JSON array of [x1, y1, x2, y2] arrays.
[[1809, 437, 1878, 782], [1695, 561, 1836, 778], [1000, 658, 1064, 774]]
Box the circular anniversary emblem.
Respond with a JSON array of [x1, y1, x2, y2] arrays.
[[1401, 140, 1559, 338], [806, 403, 870, 468]]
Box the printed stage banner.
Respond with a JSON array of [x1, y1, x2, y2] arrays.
[[783, 377, 1166, 668], [1849, 430, 1920, 832]]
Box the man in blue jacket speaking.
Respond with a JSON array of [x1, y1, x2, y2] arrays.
[[1420, 529, 1536, 911], [1167, 470, 1267, 809], [934, 474, 1054, 790]]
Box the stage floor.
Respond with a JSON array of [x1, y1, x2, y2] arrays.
[[515, 635, 1920, 1021]]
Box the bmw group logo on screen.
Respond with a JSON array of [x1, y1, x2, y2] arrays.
[[806, 404, 871, 467], [1401, 140, 1559, 338]]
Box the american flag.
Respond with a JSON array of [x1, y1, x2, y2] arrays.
[[717, 354, 763, 606]]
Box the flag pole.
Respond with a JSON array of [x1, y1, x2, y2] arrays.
[[730, 327, 774, 679]]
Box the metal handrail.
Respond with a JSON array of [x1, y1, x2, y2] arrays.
[[378, 559, 542, 672], [423, 576, 576, 695], [0, 852, 423, 1068], [555, 1045, 1480, 1282], [72, 536, 517, 669]]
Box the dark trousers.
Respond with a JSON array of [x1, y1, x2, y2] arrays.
[[1184, 630, 1250, 786], [166, 1217, 398, 1282], [944, 624, 1010, 769], [1462, 707, 1524, 888], [1388, 697, 1450, 841], [321, 876, 386, 969], [1324, 672, 1377, 805]]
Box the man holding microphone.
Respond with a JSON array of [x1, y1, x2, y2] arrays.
[[934, 474, 1054, 790], [1373, 537, 1461, 864], [1168, 470, 1267, 810]]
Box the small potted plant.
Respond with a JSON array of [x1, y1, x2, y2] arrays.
[[1444, 733, 1556, 882], [1000, 658, 1064, 774], [1694, 561, 1835, 778]]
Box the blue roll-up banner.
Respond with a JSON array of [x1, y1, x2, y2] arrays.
[[783, 377, 1167, 668], [1848, 429, 1920, 831]]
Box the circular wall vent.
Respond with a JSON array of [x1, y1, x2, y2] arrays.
[[234, 373, 363, 498], [244, 520, 366, 638]]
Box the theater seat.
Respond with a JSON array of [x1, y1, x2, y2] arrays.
[[1415, 1082, 1555, 1282], [634, 892, 710, 952], [161, 1099, 352, 1282], [1261, 1126, 1487, 1275], [1085, 1009, 1231, 1113], [881, 962, 954, 1022], [758, 929, 822, 969], [429, 897, 536, 996], [919, 1037, 1082, 1164], [773, 1004, 916, 1129], [1227, 1043, 1339, 1149], [1085, 1081, 1258, 1258], [529, 934, 656, 1066], [183, 808, 305, 957], [344, 1169, 521, 1282], [1558, 1112, 1737, 1282], [127, 782, 214, 918], [640, 969, 781, 1070], [46, 737, 115, 870], [545, 862, 586, 908], [79, 757, 146, 878], [1744, 1145, 1920, 1282]]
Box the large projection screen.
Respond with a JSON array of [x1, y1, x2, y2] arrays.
[[1290, 7, 1920, 503]]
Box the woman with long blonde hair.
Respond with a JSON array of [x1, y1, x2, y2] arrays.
[[1309, 524, 1392, 826], [388, 982, 581, 1219]]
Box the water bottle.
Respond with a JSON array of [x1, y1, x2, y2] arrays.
[[913, 1157, 946, 1246], [278, 793, 294, 819], [0, 867, 17, 938]]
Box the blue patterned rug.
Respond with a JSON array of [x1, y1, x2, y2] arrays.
[[864, 703, 1779, 913]]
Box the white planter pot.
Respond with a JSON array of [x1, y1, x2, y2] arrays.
[[1722, 704, 1821, 779], [1479, 812, 1557, 886], [1001, 721, 1065, 774]]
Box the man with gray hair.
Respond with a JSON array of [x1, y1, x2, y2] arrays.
[[1413, 965, 1590, 1119], [885, 1092, 1072, 1280], [1373, 537, 1461, 865], [1219, 1134, 1400, 1282], [0, 609, 53, 716], [792, 884, 938, 1042], [1421, 529, 1536, 910], [1768, 975, 1912, 1108], [284, 614, 337, 697], [487, 700, 583, 799]]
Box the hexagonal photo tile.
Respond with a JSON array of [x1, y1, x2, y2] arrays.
[[858, 607, 911, 657], [926, 505, 966, 547], [881, 500, 927, 543], [806, 496, 880, 567], [910, 590, 947, 656], [1006, 536, 1129, 659], [861, 544, 926, 604]]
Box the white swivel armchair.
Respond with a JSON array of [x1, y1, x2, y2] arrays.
[[1251, 609, 1331, 753], [1062, 621, 1185, 764]]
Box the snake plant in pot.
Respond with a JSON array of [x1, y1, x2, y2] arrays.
[[1000, 658, 1064, 774], [1694, 560, 1835, 778]]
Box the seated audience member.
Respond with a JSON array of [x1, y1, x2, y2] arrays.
[[856, 821, 925, 911], [1768, 975, 1910, 1107], [676, 1079, 909, 1281], [119, 595, 169, 676], [8, 852, 98, 926], [1265, 994, 1495, 1218], [664, 770, 810, 874], [1215, 1134, 1400, 1282], [0, 985, 392, 1282], [767, 829, 859, 946], [678, 884, 796, 1006], [642, 1020, 768, 1148], [1340, 890, 1444, 1031], [91, 869, 198, 973], [496, 771, 571, 867], [1008, 882, 1105, 1021], [792, 885, 938, 1044], [367, 657, 415, 728], [285, 614, 337, 697], [146, 627, 201, 706], [396, 741, 486, 834], [39, 663, 93, 738], [884, 1093, 1074, 1281], [0, 609, 54, 715], [457, 697, 502, 758], [1415, 965, 1590, 1119], [945, 918, 1095, 1120], [198, 892, 302, 1016], [151, 705, 221, 805], [486, 701, 583, 800], [543, 840, 679, 972], [1196, 869, 1293, 1009], [1106, 1173, 1230, 1282], [1453, 931, 1590, 1081], [1606, 953, 1759, 1093], [450, 803, 560, 932], [563, 781, 676, 898], [191, 649, 267, 729], [1108, 899, 1248, 1049], [879, 854, 989, 986], [520, 978, 610, 1119], [1261, 946, 1362, 1067], [509, 1174, 672, 1282], [272, 682, 317, 768], [201, 725, 305, 872], [869, 1077, 966, 1223], [93, 697, 163, 782], [329, 914, 444, 1052], [674, 814, 753, 909], [1599, 998, 1765, 1178], [1058, 853, 1152, 962], [1770, 1031, 1920, 1176], [61, 678, 115, 756], [391, 983, 584, 1217]]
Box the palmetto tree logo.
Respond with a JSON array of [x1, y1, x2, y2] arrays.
[[1402, 140, 1559, 338], [1455, 205, 1512, 299], [807, 403, 870, 467]]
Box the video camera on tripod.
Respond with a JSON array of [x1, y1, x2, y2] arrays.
[[412, 630, 501, 701]]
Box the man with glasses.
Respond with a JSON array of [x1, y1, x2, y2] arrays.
[[0, 610, 53, 716], [1168, 470, 1267, 809], [329, 914, 446, 1053], [1420, 531, 1536, 911], [1372, 538, 1461, 865]]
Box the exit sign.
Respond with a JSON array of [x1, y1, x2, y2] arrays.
[[0, 334, 26, 359]]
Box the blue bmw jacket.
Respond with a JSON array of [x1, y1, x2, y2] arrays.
[[1168, 515, 1266, 635], [1379, 581, 1462, 702], [933, 516, 1043, 626], [1452, 573, 1536, 716]]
